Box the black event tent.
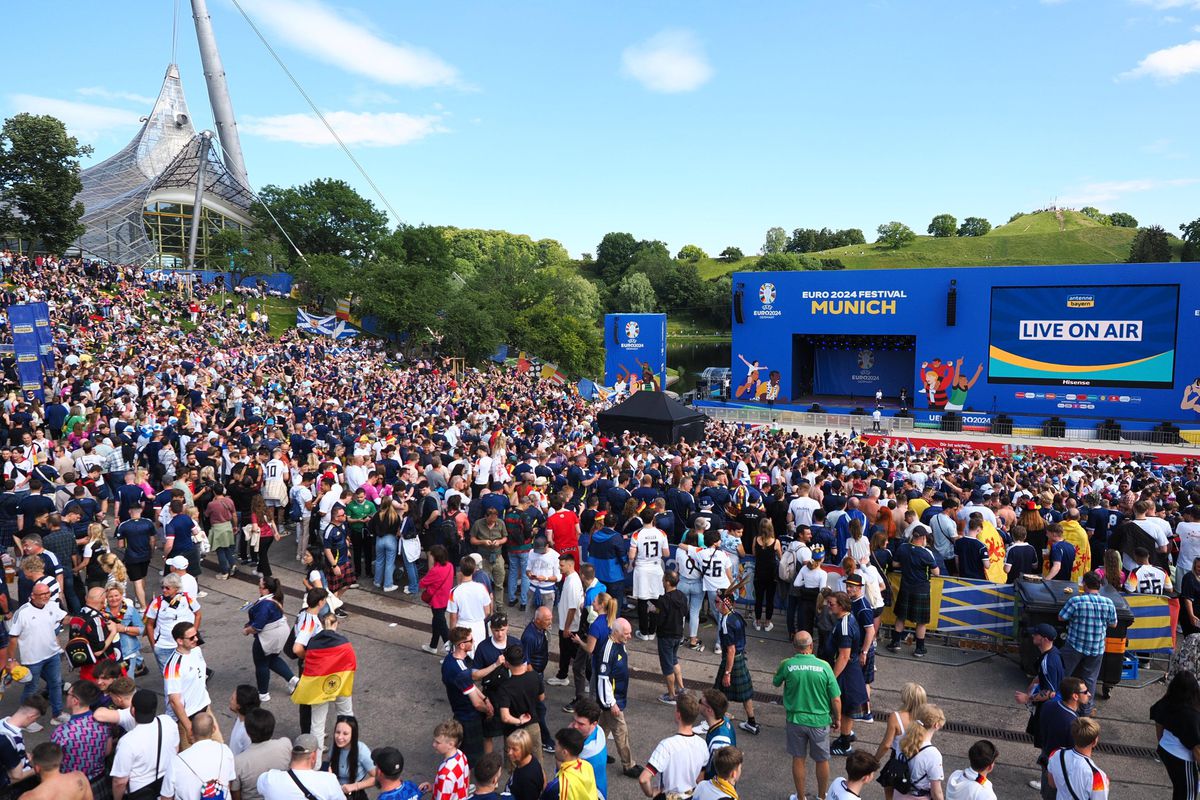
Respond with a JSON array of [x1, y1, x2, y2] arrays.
[[596, 391, 708, 444]]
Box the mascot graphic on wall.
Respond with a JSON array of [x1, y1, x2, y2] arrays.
[[1182, 378, 1200, 413], [735, 353, 768, 398], [919, 357, 983, 410], [754, 370, 788, 405]]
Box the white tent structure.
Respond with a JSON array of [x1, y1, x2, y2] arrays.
[[71, 0, 254, 266]]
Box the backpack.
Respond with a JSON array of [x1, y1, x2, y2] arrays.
[[879, 744, 933, 795], [65, 615, 100, 669], [433, 517, 461, 563], [503, 508, 529, 548], [287, 491, 304, 523], [778, 543, 801, 582]]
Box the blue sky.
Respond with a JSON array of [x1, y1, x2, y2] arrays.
[[7, 0, 1200, 257]]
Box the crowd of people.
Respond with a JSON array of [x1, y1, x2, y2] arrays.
[[1, 250, 1199, 799]]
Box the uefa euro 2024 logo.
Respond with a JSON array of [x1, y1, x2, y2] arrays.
[[857, 349, 874, 370], [625, 320, 639, 340], [759, 283, 776, 305]]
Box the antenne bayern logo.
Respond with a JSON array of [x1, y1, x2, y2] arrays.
[[759, 283, 776, 304], [624, 321, 639, 340]]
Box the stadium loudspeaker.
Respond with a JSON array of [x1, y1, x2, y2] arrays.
[[733, 288, 745, 324], [946, 282, 957, 327]]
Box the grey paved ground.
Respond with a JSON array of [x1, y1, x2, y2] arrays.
[[4, 537, 1169, 799]]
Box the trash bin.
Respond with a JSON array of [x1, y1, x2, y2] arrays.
[[1014, 578, 1133, 675]]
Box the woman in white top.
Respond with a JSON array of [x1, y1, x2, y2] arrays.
[[629, 512, 668, 639], [847, 519, 872, 567], [874, 682, 928, 800], [894, 703, 946, 800]]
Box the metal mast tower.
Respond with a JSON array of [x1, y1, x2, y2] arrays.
[[191, 0, 250, 190]]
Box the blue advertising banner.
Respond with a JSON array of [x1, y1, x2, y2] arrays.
[[988, 284, 1178, 388], [604, 313, 666, 390], [32, 302, 54, 374], [8, 304, 44, 401], [813, 347, 914, 397]]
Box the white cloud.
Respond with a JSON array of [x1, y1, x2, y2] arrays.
[[241, 110, 446, 147], [7, 94, 140, 140], [1124, 40, 1200, 81], [1121, 39, 1200, 80], [1059, 177, 1198, 205], [75, 87, 156, 106], [239, 0, 460, 88], [621, 30, 713, 93]]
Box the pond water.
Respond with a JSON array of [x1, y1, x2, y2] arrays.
[[667, 340, 731, 392]]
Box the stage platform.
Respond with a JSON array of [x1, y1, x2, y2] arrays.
[[695, 401, 1200, 464]]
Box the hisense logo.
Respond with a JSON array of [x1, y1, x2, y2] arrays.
[[1067, 294, 1095, 308]]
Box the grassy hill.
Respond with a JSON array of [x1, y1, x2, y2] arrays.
[[695, 210, 1180, 278]]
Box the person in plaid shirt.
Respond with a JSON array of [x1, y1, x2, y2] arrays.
[[49, 681, 109, 781], [418, 720, 469, 800], [1058, 572, 1117, 716]]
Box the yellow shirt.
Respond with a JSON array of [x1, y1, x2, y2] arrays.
[[909, 498, 930, 521]]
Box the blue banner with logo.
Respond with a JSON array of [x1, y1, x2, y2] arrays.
[[813, 347, 914, 398], [604, 313, 666, 390], [32, 302, 54, 374], [8, 304, 44, 401]]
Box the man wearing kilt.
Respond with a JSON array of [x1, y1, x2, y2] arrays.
[[322, 507, 357, 601], [714, 590, 760, 735], [887, 525, 939, 659]]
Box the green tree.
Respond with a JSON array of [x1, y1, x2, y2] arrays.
[[0, 113, 92, 252], [718, 246, 743, 263], [647, 261, 702, 313], [756, 252, 802, 271], [207, 227, 284, 287], [1127, 225, 1172, 263], [676, 244, 707, 261], [761, 226, 788, 255], [1108, 212, 1138, 229], [253, 179, 388, 263], [543, 268, 602, 322], [1079, 206, 1112, 226], [706, 275, 732, 327], [595, 231, 640, 283], [957, 217, 992, 237], [876, 221, 916, 249], [355, 258, 451, 339], [1181, 218, 1200, 262], [511, 298, 603, 376], [437, 293, 503, 364], [291, 253, 356, 307], [613, 272, 657, 313], [927, 214, 957, 238]]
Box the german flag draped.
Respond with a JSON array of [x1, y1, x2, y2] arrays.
[[291, 630, 356, 705]]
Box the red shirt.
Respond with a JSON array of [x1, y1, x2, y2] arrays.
[[546, 510, 580, 556]]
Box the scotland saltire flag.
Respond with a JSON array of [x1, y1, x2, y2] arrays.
[[296, 309, 358, 339]]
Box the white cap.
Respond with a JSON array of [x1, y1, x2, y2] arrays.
[[165, 556, 190, 570]]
